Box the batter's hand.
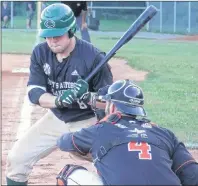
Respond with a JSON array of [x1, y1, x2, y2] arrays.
[[74, 78, 89, 99], [55, 89, 76, 108], [74, 78, 92, 105]]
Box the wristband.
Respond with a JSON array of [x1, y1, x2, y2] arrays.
[[28, 87, 46, 105]]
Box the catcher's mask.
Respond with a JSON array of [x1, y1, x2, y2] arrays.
[[104, 79, 147, 117]]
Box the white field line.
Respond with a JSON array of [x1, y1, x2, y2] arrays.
[[12, 68, 30, 73]]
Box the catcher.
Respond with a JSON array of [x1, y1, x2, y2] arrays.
[[56, 79, 198, 185]]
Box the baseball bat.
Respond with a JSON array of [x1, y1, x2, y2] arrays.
[[85, 5, 157, 82]]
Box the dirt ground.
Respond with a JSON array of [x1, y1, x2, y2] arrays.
[[1, 53, 198, 185], [169, 34, 198, 41]]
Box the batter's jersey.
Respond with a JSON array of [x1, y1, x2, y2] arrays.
[[57, 116, 197, 185], [27, 38, 113, 122]]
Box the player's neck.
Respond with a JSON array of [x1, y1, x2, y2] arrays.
[[56, 37, 76, 63]]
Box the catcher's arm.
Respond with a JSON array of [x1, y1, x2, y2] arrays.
[[172, 141, 198, 185], [57, 126, 98, 162]]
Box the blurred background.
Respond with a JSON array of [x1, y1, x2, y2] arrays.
[[1, 1, 198, 34]]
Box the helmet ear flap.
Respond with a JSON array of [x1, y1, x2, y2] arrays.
[[68, 26, 76, 38]]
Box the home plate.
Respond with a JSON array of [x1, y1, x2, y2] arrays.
[[12, 68, 30, 73]]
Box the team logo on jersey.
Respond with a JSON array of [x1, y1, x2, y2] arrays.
[[43, 63, 51, 75], [129, 128, 145, 134], [77, 3, 81, 6], [44, 20, 55, 29], [127, 128, 148, 138], [141, 123, 152, 128], [115, 123, 127, 129], [71, 70, 79, 76]]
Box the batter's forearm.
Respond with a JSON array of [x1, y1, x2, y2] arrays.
[[39, 93, 57, 108]]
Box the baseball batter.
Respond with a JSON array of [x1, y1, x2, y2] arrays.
[[56, 80, 198, 185], [5, 4, 113, 185]]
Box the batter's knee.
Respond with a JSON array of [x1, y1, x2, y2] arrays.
[[7, 148, 22, 167]]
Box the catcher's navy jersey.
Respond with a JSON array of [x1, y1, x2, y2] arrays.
[[28, 38, 113, 122], [57, 116, 198, 185]]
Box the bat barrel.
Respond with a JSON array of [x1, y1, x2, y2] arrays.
[[85, 5, 158, 82], [114, 5, 158, 49]]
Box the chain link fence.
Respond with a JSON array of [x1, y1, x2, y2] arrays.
[[2, 1, 197, 34], [1, 1, 38, 29], [148, 1, 198, 34], [87, 1, 146, 32]]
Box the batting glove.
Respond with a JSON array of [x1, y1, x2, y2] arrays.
[[74, 78, 90, 100], [55, 89, 76, 108]]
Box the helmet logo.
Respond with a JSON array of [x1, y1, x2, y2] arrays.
[[44, 20, 55, 28], [129, 98, 141, 105]]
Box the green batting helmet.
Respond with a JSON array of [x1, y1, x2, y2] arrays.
[[39, 3, 76, 38]]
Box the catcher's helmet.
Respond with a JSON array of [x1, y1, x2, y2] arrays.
[[106, 79, 146, 117], [39, 3, 76, 38]]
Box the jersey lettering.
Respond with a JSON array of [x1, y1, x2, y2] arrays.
[[47, 78, 75, 90], [128, 142, 152, 160]]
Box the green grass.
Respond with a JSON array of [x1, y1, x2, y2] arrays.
[[99, 19, 145, 32], [5, 15, 38, 29], [5, 16, 145, 32], [2, 30, 198, 144], [2, 31, 39, 53]]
